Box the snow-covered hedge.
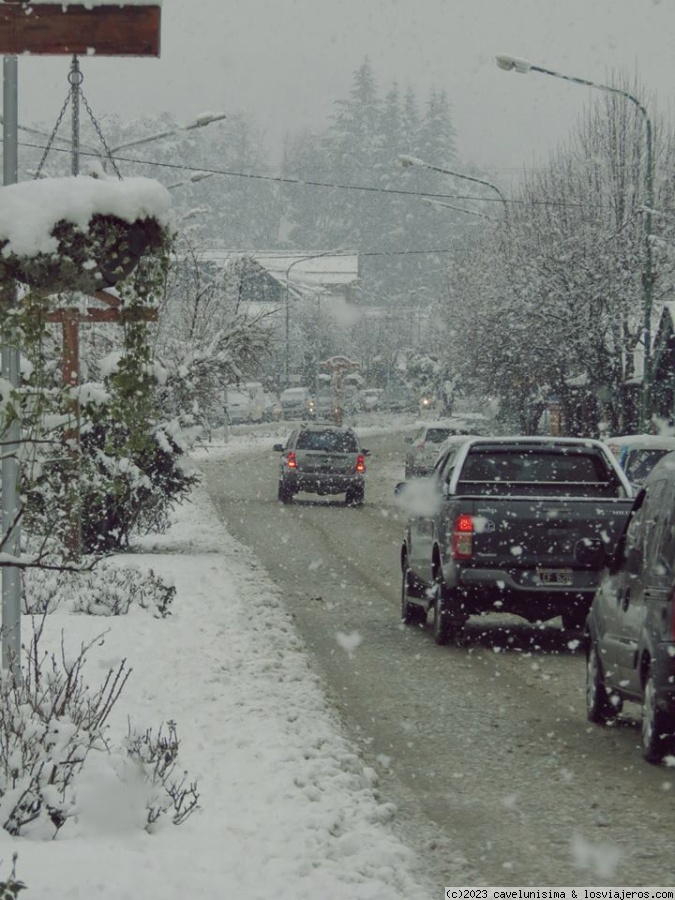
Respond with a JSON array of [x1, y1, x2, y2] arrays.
[[0, 621, 197, 840], [22, 562, 175, 618]]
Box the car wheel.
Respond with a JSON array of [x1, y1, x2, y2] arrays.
[[432, 577, 465, 646], [642, 670, 675, 764], [401, 565, 427, 627], [345, 486, 364, 506], [277, 481, 293, 504], [586, 644, 619, 723]]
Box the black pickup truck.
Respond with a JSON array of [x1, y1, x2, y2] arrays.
[[398, 436, 634, 643]]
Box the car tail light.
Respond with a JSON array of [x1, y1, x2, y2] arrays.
[[286, 451, 298, 469], [355, 454, 366, 473], [452, 513, 474, 559], [416, 441, 425, 451]]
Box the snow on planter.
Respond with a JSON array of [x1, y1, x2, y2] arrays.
[[0, 174, 172, 292]]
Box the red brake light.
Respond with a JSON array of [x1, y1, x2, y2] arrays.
[[452, 513, 474, 559], [416, 441, 425, 451], [286, 451, 298, 469], [355, 453, 366, 473]]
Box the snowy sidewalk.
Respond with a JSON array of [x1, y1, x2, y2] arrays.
[[10, 481, 435, 899]]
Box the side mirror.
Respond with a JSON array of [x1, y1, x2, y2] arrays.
[[362, 448, 370, 456], [273, 443, 284, 452], [394, 481, 407, 497]]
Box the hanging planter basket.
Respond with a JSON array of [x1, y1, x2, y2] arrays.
[[0, 213, 171, 294]]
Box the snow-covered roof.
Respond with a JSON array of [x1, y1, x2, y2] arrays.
[[195, 250, 359, 290]]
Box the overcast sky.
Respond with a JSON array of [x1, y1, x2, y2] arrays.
[[9, 0, 675, 186]]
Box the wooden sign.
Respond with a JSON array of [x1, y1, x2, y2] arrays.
[[0, 3, 161, 56]]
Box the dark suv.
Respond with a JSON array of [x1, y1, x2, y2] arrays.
[[274, 424, 368, 505], [586, 450, 675, 763]]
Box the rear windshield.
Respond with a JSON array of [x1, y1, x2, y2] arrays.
[[624, 448, 672, 484], [426, 428, 458, 443], [457, 448, 624, 497], [296, 430, 358, 453], [282, 390, 306, 399]]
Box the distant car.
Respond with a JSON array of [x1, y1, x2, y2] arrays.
[[261, 392, 282, 422], [604, 434, 675, 487], [273, 424, 369, 505], [586, 450, 675, 763], [432, 433, 483, 469], [404, 422, 477, 478], [360, 388, 383, 412], [226, 389, 254, 424], [314, 388, 335, 421], [279, 387, 316, 420]]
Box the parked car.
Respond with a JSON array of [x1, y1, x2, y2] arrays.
[[360, 388, 383, 412], [605, 433, 675, 487], [432, 433, 483, 468], [273, 424, 369, 505], [585, 450, 675, 763], [279, 387, 316, 420], [226, 388, 254, 424], [404, 421, 478, 478], [315, 387, 335, 421], [397, 436, 634, 643], [261, 392, 282, 422]]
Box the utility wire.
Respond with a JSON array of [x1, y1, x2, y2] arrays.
[[20, 140, 662, 212]]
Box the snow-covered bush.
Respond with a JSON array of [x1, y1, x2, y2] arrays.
[[126, 720, 200, 831], [0, 855, 26, 898], [0, 626, 131, 837], [23, 562, 175, 618], [0, 624, 197, 840]]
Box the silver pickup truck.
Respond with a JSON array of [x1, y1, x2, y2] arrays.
[[398, 436, 634, 643]]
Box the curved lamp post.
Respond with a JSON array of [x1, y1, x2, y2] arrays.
[[6, 111, 228, 179], [496, 53, 655, 428], [284, 249, 344, 388], [398, 153, 508, 211], [421, 196, 493, 221]]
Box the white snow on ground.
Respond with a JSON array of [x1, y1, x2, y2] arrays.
[[7, 424, 434, 899]]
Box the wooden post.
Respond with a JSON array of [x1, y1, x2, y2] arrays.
[[0, 2, 161, 664], [46, 295, 158, 558]]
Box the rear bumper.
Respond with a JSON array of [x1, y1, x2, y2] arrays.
[[282, 472, 364, 495], [456, 566, 598, 620]]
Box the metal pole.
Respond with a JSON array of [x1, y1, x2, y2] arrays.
[[497, 57, 654, 428], [640, 116, 655, 429], [399, 155, 508, 211], [70, 55, 81, 176], [2, 55, 21, 674], [284, 250, 344, 388]]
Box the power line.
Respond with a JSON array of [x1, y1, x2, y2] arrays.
[[16, 139, 604, 209], [21, 139, 667, 213], [19, 140, 491, 202]]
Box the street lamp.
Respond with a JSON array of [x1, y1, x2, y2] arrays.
[[421, 196, 493, 221], [104, 112, 228, 157], [284, 250, 344, 388], [165, 171, 214, 190], [4, 110, 228, 179], [398, 153, 508, 210], [496, 53, 655, 428]]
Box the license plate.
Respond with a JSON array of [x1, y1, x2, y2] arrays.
[[537, 568, 573, 586]]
